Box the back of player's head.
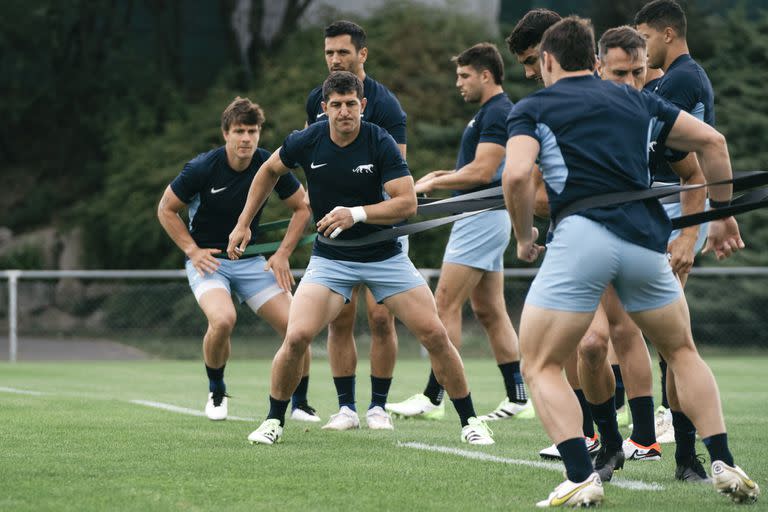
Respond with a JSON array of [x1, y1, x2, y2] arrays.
[[452, 43, 504, 84], [325, 20, 367, 50], [541, 16, 596, 72], [506, 9, 562, 55], [598, 26, 646, 61], [634, 0, 687, 38], [322, 71, 364, 102], [221, 97, 265, 132]]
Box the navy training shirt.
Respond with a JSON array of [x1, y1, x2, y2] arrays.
[[170, 146, 301, 252], [279, 121, 411, 262], [305, 75, 407, 144], [506, 74, 681, 253], [454, 92, 513, 196], [645, 55, 715, 182]]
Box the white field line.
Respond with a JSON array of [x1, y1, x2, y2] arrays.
[[398, 442, 664, 491], [0, 386, 46, 396], [129, 399, 256, 422]]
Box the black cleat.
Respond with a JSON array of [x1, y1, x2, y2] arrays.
[[676, 454, 712, 484], [594, 444, 625, 482]]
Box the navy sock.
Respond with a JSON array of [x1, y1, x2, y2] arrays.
[[267, 395, 290, 427], [423, 370, 444, 405], [370, 375, 392, 409], [628, 396, 656, 446], [291, 375, 309, 409], [574, 389, 595, 438], [672, 410, 697, 463], [612, 365, 625, 410], [703, 433, 734, 467], [450, 393, 476, 427], [333, 375, 356, 411], [498, 361, 527, 403], [558, 437, 594, 483], [206, 364, 226, 395], [589, 396, 623, 451], [659, 357, 669, 409]]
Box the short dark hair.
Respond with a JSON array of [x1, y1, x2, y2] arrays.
[[324, 20, 367, 50], [452, 43, 504, 84], [540, 16, 597, 72], [598, 26, 647, 61], [221, 97, 265, 132], [322, 71, 364, 102], [634, 0, 687, 38], [506, 9, 562, 55]]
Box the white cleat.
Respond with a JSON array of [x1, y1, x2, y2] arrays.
[[321, 406, 360, 431], [248, 419, 283, 445], [461, 417, 495, 445], [654, 406, 675, 444], [385, 393, 445, 419], [536, 472, 604, 508], [366, 406, 394, 430], [290, 403, 321, 423], [539, 435, 600, 460], [622, 438, 662, 461], [712, 460, 760, 504], [478, 398, 535, 421], [205, 392, 228, 421]]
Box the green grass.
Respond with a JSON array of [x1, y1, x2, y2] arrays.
[[1, 357, 766, 511]]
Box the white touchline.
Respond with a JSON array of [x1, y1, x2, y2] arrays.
[[0, 386, 46, 396], [130, 399, 256, 422], [398, 442, 664, 492]]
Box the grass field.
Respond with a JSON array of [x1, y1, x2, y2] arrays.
[[1, 356, 766, 511]]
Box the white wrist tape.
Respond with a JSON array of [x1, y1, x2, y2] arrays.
[[350, 206, 367, 224]]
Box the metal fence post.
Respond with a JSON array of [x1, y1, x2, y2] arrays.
[[8, 270, 20, 363]]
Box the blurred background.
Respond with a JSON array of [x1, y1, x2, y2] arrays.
[[2, 0, 767, 359]]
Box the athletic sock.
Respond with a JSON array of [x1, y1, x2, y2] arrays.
[[267, 395, 290, 427], [558, 437, 594, 483], [333, 375, 356, 412], [369, 375, 392, 409], [628, 396, 656, 446], [672, 410, 697, 463], [702, 433, 735, 467], [612, 364, 625, 410], [450, 393, 476, 427], [291, 375, 309, 409], [574, 389, 596, 438], [423, 370, 444, 405], [498, 361, 527, 403], [659, 357, 669, 409], [206, 364, 226, 395], [589, 396, 623, 451]]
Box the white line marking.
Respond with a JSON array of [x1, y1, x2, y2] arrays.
[[130, 400, 256, 422], [398, 442, 664, 491], [0, 386, 45, 396]]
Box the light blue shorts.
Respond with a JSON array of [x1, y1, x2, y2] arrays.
[[527, 215, 681, 313], [185, 255, 284, 310], [443, 210, 510, 272], [300, 252, 426, 303], [664, 200, 709, 253], [398, 235, 410, 255]]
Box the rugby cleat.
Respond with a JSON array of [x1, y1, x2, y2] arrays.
[[539, 435, 600, 460], [385, 393, 445, 420], [655, 406, 675, 444], [623, 438, 662, 461], [478, 398, 535, 421], [593, 444, 625, 482], [676, 454, 711, 483], [711, 460, 760, 503], [366, 406, 395, 430], [460, 417, 495, 445], [536, 472, 604, 508], [248, 419, 283, 445], [321, 406, 360, 430], [290, 402, 321, 423], [205, 391, 229, 421]]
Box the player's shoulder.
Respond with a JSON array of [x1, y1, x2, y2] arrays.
[[253, 147, 271, 164], [366, 75, 402, 105]]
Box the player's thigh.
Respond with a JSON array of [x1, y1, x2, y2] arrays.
[[520, 304, 595, 370], [363, 286, 394, 324], [383, 285, 444, 338], [197, 287, 237, 327], [469, 270, 508, 318], [287, 283, 346, 341], [628, 297, 694, 359], [256, 291, 292, 338], [434, 262, 483, 311]]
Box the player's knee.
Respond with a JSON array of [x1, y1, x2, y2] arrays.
[[367, 308, 395, 339], [417, 322, 450, 351], [208, 311, 236, 336], [329, 307, 356, 333], [284, 329, 313, 355], [471, 301, 501, 328], [578, 330, 608, 368]]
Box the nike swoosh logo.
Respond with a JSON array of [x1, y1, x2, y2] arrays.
[[316, 113, 326, 118], [550, 481, 592, 506], [310, 162, 327, 169], [210, 187, 227, 194]]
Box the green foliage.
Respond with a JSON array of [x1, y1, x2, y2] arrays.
[[0, 244, 44, 270]]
